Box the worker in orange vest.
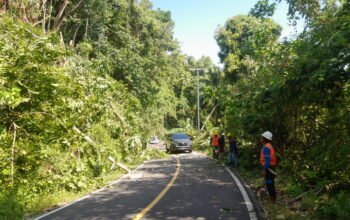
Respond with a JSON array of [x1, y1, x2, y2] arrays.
[[260, 131, 277, 203], [210, 131, 220, 159]]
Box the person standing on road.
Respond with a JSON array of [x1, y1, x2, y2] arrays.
[[260, 131, 277, 203], [218, 132, 226, 159], [210, 131, 220, 159], [227, 133, 238, 167]]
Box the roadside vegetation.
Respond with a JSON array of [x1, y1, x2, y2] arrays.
[[194, 0, 349, 219], [0, 1, 194, 218], [0, 0, 349, 219], [206, 0, 349, 219]]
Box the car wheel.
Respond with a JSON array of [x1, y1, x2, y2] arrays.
[[189, 149, 192, 153]]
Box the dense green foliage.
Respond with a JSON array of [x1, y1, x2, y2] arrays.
[[216, 0, 350, 218], [0, 0, 199, 218]]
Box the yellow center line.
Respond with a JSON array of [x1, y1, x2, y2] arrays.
[[133, 156, 181, 220]]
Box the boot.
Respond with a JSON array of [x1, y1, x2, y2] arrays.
[[271, 195, 276, 203]]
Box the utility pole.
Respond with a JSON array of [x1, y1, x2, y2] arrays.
[[196, 69, 200, 131], [190, 68, 207, 131]]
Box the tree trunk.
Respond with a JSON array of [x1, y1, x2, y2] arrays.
[[72, 23, 80, 46], [84, 18, 88, 39], [53, 0, 69, 30], [53, 0, 84, 31], [70, 0, 83, 13], [47, 0, 53, 30], [42, 0, 47, 33], [10, 123, 18, 186], [1, 0, 10, 12]]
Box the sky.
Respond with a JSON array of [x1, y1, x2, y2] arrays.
[[151, 0, 304, 65]]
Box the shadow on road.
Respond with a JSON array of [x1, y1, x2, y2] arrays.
[[40, 154, 250, 220]]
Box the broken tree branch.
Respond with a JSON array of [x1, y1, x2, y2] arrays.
[[201, 104, 219, 131]]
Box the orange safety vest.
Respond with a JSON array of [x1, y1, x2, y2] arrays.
[[211, 135, 219, 147], [260, 143, 277, 166]]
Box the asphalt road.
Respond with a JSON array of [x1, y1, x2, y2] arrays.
[[36, 152, 255, 220]]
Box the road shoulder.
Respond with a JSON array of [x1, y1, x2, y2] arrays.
[[226, 166, 266, 220], [193, 151, 265, 220]]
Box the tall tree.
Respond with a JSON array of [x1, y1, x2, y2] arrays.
[[215, 15, 281, 78]]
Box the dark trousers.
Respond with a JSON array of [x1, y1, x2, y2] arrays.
[[265, 167, 276, 201], [212, 147, 219, 159]]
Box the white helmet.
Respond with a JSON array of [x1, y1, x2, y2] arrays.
[[261, 131, 273, 140]]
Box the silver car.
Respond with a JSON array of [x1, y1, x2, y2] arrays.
[[166, 133, 192, 153]]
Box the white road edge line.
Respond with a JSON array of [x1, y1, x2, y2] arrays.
[[190, 152, 258, 219], [34, 163, 146, 220], [225, 167, 258, 220]]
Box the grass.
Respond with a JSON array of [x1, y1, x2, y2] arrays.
[[25, 190, 91, 218], [25, 169, 126, 219], [235, 165, 317, 220]]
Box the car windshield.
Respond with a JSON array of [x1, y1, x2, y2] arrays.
[[171, 133, 189, 140]]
